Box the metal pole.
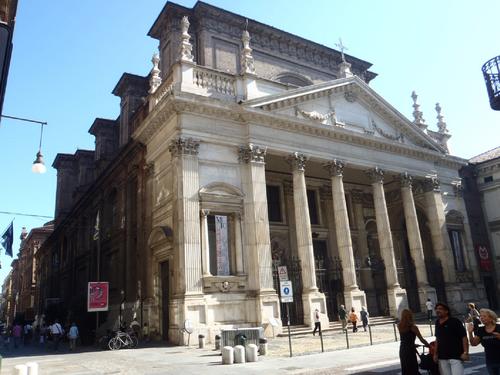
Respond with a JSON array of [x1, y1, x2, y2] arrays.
[[345, 326, 349, 349], [393, 323, 398, 342], [429, 321, 433, 336], [319, 323, 324, 353], [368, 324, 373, 345], [95, 225, 101, 336], [286, 304, 292, 357]]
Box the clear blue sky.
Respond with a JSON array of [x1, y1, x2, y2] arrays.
[[0, 0, 499, 284]]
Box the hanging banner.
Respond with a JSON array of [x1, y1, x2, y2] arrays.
[[215, 215, 230, 276], [476, 245, 493, 272], [88, 281, 109, 312]]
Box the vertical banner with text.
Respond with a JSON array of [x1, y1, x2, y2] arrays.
[[88, 281, 109, 312]]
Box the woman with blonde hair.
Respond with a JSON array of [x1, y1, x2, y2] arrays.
[[467, 308, 500, 375], [398, 309, 430, 374]]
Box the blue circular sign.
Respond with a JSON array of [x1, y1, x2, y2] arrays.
[[283, 287, 290, 295]]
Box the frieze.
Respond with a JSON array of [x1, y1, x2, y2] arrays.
[[238, 143, 266, 164], [287, 152, 307, 172], [323, 159, 345, 177], [371, 120, 404, 143], [295, 106, 337, 125], [168, 137, 200, 157]]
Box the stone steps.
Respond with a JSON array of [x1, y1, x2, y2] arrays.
[[277, 316, 397, 337]]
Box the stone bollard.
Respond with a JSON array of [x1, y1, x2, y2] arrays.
[[215, 334, 221, 350], [234, 345, 246, 364], [246, 343, 258, 362], [222, 346, 234, 365], [198, 334, 205, 349], [13, 364, 28, 375], [26, 362, 39, 375], [258, 337, 268, 356]]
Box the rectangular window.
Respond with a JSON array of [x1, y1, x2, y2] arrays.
[[449, 230, 466, 272], [484, 176, 493, 183], [266, 185, 282, 222], [208, 215, 232, 276], [307, 189, 319, 225]]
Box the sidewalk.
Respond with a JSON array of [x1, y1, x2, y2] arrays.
[[0, 335, 483, 374]]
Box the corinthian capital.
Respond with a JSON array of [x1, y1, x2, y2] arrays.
[[399, 172, 413, 188], [423, 175, 440, 192], [323, 159, 345, 177], [168, 137, 200, 157], [287, 152, 307, 172], [238, 143, 266, 163], [366, 167, 385, 184]]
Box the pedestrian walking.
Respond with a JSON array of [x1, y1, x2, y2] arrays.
[[339, 305, 347, 332], [349, 307, 358, 333], [360, 306, 369, 332], [312, 308, 321, 336], [50, 319, 64, 351], [68, 322, 79, 351], [433, 302, 469, 375], [426, 298, 434, 320], [12, 322, 22, 349], [467, 308, 500, 375], [398, 309, 431, 375], [23, 322, 32, 345]]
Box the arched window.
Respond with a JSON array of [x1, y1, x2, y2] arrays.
[[274, 72, 314, 87]]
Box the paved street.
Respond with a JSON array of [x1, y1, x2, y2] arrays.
[[0, 334, 487, 374]]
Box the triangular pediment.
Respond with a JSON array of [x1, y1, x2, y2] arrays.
[[243, 76, 445, 153]]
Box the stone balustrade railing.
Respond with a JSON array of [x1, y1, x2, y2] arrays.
[[192, 66, 236, 97], [151, 75, 174, 108]]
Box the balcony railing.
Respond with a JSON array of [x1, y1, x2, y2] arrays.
[[192, 66, 236, 97], [482, 55, 500, 110]]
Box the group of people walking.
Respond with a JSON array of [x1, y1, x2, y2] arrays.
[[398, 301, 500, 375], [2, 319, 79, 352], [312, 305, 370, 336]]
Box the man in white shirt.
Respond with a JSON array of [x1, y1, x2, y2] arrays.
[[50, 319, 63, 351], [426, 298, 434, 320]]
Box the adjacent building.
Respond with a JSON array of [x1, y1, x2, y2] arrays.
[[36, 1, 491, 344]]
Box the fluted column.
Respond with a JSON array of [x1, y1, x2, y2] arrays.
[[287, 153, 327, 327], [239, 144, 280, 327], [400, 173, 436, 309], [200, 209, 211, 277], [366, 167, 407, 317], [287, 153, 317, 292], [169, 137, 203, 295], [324, 160, 366, 311], [423, 176, 456, 284]]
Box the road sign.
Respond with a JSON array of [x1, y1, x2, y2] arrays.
[[278, 266, 288, 281], [280, 280, 293, 303]]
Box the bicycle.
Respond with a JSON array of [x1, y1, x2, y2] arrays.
[[108, 330, 138, 350]]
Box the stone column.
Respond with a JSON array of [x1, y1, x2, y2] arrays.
[[169, 138, 203, 295], [234, 213, 244, 275], [400, 173, 436, 310], [324, 160, 366, 311], [423, 176, 457, 286], [200, 210, 211, 277], [239, 144, 280, 327], [366, 167, 407, 317], [283, 181, 298, 258], [287, 152, 327, 327]]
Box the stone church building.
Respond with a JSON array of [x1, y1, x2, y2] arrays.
[[41, 1, 488, 343]]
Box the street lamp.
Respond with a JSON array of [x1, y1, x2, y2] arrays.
[[1, 114, 47, 173]]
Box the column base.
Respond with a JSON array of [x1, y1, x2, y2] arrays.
[[302, 291, 328, 328], [387, 286, 408, 318], [417, 285, 437, 313], [256, 290, 282, 336], [343, 288, 367, 313]]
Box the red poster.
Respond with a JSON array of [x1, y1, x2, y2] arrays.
[[88, 282, 109, 312], [476, 245, 493, 272]]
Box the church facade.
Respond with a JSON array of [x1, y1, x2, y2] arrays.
[[43, 1, 488, 343]]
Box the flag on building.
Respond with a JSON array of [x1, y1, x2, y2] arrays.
[[1, 221, 14, 257], [93, 211, 100, 241]]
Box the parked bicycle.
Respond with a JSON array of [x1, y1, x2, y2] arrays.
[[108, 330, 138, 350]]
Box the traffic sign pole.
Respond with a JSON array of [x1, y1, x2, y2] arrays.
[[286, 303, 292, 357]]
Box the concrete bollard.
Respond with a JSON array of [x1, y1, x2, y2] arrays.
[[215, 335, 221, 350], [13, 364, 28, 375], [258, 338, 268, 355], [234, 345, 245, 364], [222, 346, 234, 365], [246, 343, 258, 362], [26, 362, 39, 375], [198, 334, 205, 349]]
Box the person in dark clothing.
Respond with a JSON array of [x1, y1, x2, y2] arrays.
[[467, 308, 500, 375], [398, 309, 429, 375], [433, 302, 468, 375], [360, 306, 369, 332], [312, 309, 321, 336]]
